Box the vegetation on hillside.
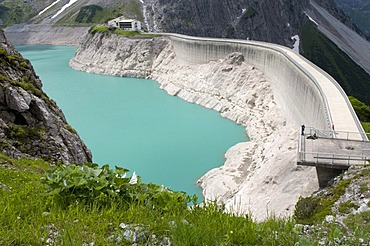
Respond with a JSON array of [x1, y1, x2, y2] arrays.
[[300, 21, 370, 105], [349, 96, 370, 134], [349, 96, 370, 122], [0, 2, 35, 27], [294, 165, 370, 243], [55, 3, 143, 27], [88, 25, 160, 37], [1, 153, 370, 245]]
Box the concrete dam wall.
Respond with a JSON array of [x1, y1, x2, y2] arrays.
[[69, 32, 365, 219], [164, 33, 364, 136]]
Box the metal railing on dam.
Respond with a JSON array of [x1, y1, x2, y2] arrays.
[[298, 126, 370, 167], [160, 33, 366, 141]]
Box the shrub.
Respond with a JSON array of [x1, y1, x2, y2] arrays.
[[88, 25, 110, 34], [11, 80, 42, 97], [294, 196, 319, 222], [7, 125, 46, 142]]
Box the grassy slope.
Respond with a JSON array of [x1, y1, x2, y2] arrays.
[[55, 2, 143, 26], [1, 153, 370, 245], [300, 21, 370, 105]]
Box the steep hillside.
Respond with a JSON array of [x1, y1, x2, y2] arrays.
[[0, 0, 54, 26], [335, 0, 370, 40], [0, 29, 91, 164], [142, 0, 310, 46], [3, 0, 370, 106], [300, 21, 370, 105]]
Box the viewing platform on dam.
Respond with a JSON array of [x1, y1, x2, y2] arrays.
[[297, 127, 370, 187]]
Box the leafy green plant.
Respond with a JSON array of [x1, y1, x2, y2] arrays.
[[2, 152, 370, 245], [42, 163, 194, 210]]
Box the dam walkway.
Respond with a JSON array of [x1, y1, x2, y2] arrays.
[[297, 127, 370, 187]]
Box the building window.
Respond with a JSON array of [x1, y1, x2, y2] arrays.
[[119, 22, 133, 29]]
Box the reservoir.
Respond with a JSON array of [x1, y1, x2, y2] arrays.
[[17, 45, 248, 199]]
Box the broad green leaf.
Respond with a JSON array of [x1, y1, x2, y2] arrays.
[[115, 166, 129, 175], [46, 188, 62, 196]]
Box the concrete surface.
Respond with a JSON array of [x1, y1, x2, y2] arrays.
[[162, 33, 365, 139]]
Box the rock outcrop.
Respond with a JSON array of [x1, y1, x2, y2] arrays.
[[0, 29, 92, 164], [70, 32, 318, 220], [143, 0, 311, 46]]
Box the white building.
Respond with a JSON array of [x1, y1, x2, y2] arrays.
[[108, 17, 141, 32]]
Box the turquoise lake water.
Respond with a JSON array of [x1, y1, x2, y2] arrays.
[[17, 45, 248, 199]]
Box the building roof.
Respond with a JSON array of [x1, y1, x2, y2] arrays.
[[108, 16, 139, 23]]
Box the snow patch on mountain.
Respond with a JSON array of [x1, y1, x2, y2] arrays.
[[38, 0, 62, 16], [291, 35, 300, 53], [52, 0, 79, 19], [304, 12, 318, 26]]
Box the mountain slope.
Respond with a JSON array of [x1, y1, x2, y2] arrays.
[[335, 0, 370, 40], [3, 0, 370, 105], [0, 0, 54, 26], [0, 29, 92, 164], [305, 0, 370, 77]]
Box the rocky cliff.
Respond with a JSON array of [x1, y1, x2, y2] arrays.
[[0, 29, 92, 164], [143, 0, 311, 46], [70, 32, 318, 220], [1, 0, 355, 47], [335, 0, 370, 40]]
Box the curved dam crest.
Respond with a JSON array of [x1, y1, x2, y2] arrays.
[[70, 32, 363, 220]]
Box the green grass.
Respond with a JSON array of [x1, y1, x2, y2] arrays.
[[88, 25, 110, 34], [295, 178, 352, 225], [348, 96, 370, 138], [55, 1, 143, 26], [362, 122, 370, 134], [89, 25, 160, 37], [1, 153, 370, 245]]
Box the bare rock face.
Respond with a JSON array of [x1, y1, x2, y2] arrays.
[[143, 0, 311, 46], [0, 29, 92, 164], [70, 33, 169, 78]]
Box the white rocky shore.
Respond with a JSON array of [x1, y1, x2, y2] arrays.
[[70, 33, 319, 221]]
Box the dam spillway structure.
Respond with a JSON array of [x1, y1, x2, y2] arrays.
[[161, 33, 370, 187]]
